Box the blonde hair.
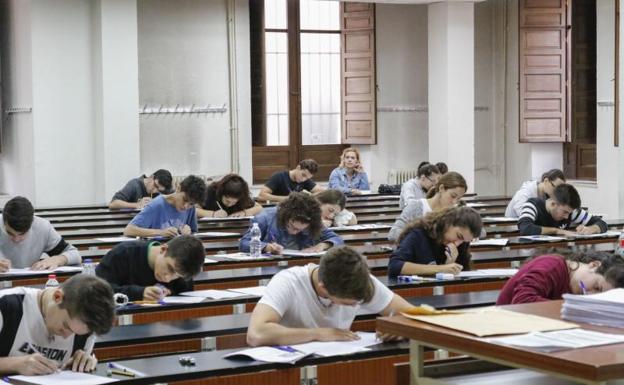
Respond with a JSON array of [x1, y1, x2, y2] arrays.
[[339, 147, 363, 172]]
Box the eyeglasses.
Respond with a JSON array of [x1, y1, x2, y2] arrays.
[[286, 220, 309, 233]]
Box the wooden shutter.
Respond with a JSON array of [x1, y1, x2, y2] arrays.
[[341, 3, 376, 144], [519, 0, 570, 142]]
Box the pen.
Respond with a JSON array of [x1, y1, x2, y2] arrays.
[[579, 280, 587, 295], [110, 368, 135, 377]]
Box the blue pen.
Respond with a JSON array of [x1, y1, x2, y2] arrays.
[[579, 280, 587, 295], [397, 275, 414, 283], [275, 345, 298, 353]]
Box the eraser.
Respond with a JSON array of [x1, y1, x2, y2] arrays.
[[435, 273, 454, 280]]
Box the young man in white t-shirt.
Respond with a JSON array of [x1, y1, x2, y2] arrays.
[[246, 246, 411, 346], [0, 274, 115, 375]]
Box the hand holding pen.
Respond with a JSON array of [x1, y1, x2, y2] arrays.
[[444, 243, 459, 264], [263, 233, 283, 255], [143, 284, 170, 301], [13, 344, 59, 375]]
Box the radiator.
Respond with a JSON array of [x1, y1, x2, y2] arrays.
[[387, 169, 419, 185]]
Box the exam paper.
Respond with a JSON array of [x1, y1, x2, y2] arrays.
[[223, 346, 310, 364], [180, 289, 249, 299], [290, 332, 378, 357], [470, 238, 509, 246], [281, 249, 326, 257], [487, 328, 624, 351], [10, 371, 119, 385], [160, 296, 206, 304], [199, 216, 253, 222], [457, 269, 518, 278], [194, 231, 241, 237], [95, 237, 136, 242], [227, 286, 266, 297], [519, 235, 567, 242], [218, 252, 270, 261]]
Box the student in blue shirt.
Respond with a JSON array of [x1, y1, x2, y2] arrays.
[[124, 175, 207, 238], [240, 192, 344, 254], [328, 147, 370, 195], [388, 206, 482, 279]]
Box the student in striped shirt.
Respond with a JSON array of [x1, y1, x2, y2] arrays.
[[518, 183, 607, 236]]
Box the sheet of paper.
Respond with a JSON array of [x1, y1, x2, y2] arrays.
[[218, 252, 270, 261], [457, 269, 518, 278], [160, 295, 205, 304], [199, 216, 253, 222], [194, 231, 241, 237], [568, 230, 621, 239], [281, 249, 326, 257], [10, 371, 119, 385], [402, 308, 577, 337], [180, 289, 248, 299], [290, 332, 378, 357], [329, 224, 390, 231], [481, 216, 518, 222], [227, 286, 266, 297], [54, 266, 84, 273], [204, 257, 218, 264], [470, 238, 509, 246], [487, 328, 624, 350], [519, 235, 567, 242], [223, 346, 310, 364], [95, 237, 136, 242], [0, 268, 53, 276]]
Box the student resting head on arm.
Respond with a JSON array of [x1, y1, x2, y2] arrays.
[[399, 163, 441, 209], [505, 168, 565, 218], [0, 274, 115, 375], [258, 159, 324, 203], [389, 172, 467, 242], [517, 183, 607, 236], [0, 196, 82, 272], [435, 162, 448, 175], [388, 206, 483, 279], [239, 192, 344, 255], [246, 245, 412, 347], [109, 169, 173, 210], [316, 189, 357, 227], [124, 175, 207, 239], [196, 174, 263, 219], [496, 251, 624, 305], [328, 147, 370, 195]]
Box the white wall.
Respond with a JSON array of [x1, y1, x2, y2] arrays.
[[359, 4, 429, 188], [137, 0, 252, 181]]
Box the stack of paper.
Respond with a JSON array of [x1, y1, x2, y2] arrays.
[[456, 269, 517, 278], [562, 288, 624, 328], [487, 328, 624, 352], [470, 238, 508, 246]]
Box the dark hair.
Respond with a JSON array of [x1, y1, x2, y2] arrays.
[[316, 189, 346, 210], [417, 161, 430, 170], [567, 251, 624, 289], [298, 159, 319, 174], [551, 183, 581, 210], [166, 235, 205, 279], [417, 164, 440, 178], [214, 174, 255, 209], [318, 246, 374, 302], [58, 275, 115, 335], [3, 196, 34, 233], [398, 206, 483, 245], [426, 172, 467, 199], [180, 175, 207, 204], [277, 192, 323, 239], [152, 169, 173, 192], [435, 162, 448, 174], [541, 169, 566, 183]]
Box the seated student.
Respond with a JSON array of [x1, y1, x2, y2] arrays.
[[389, 172, 467, 241], [518, 183, 607, 236], [109, 169, 173, 210], [197, 174, 263, 218], [257, 159, 324, 203], [505, 168, 565, 217], [435, 162, 448, 175], [240, 192, 343, 254], [316, 189, 357, 227], [95, 235, 204, 301], [124, 175, 206, 238], [328, 147, 370, 195], [388, 206, 482, 279], [0, 197, 81, 272], [399, 163, 441, 209], [246, 246, 411, 346], [0, 274, 115, 375], [497, 251, 624, 305]]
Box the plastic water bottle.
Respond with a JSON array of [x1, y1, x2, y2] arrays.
[[83, 259, 95, 276], [249, 223, 262, 259], [45, 274, 60, 288]]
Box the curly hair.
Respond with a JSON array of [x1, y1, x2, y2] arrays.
[[213, 174, 255, 209], [397, 206, 483, 245], [316, 189, 346, 210], [426, 172, 467, 198], [180, 175, 207, 204], [298, 159, 319, 174], [277, 192, 323, 239]]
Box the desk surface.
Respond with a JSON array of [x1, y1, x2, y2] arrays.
[[377, 300, 624, 382]]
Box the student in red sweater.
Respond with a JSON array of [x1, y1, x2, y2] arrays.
[[497, 252, 624, 305]]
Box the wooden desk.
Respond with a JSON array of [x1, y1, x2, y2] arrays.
[[377, 300, 624, 385]]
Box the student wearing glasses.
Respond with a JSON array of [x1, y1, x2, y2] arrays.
[[505, 169, 566, 218], [246, 246, 411, 346], [109, 169, 173, 209], [328, 147, 370, 195], [239, 193, 343, 255], [517, 183, 607, 236], [388, 206, 483, 279], [399, 163, 441, 209]]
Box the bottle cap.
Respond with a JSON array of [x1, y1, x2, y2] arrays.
[[48, 274, 57, 279]]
